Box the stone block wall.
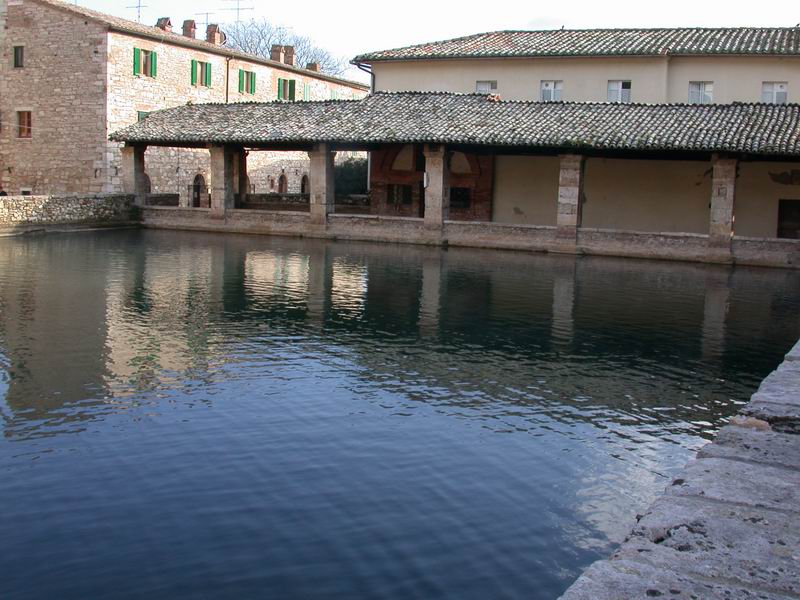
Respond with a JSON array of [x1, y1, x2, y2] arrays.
[[0, 0, 108, 195], [0, 194, 136, 228]]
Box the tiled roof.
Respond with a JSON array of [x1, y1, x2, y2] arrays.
[[110, 92, 800, 158], [28, 0, 368, 89], [352, 28, 800, 62]]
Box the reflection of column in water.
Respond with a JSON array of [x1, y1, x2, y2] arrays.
[[306, 245, 330, 324], [551, 262, 576, 348], [702, 272, 731, 360], [418, 254, 442, 337]]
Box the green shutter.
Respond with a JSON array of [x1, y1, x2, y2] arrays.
[[250, 72, 256, 95], [304, 83, 310, 101], [191, 59, 197, 85], [205, 62, 212, 88], [238, 69, 245, 93], [288, 80, 296, 101], [150, 51, 157, 77], [133, 47, 141, 75], [278, 78, 284, 99]]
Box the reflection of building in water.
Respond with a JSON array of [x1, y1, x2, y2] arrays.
[[331, 258, 368, 314]]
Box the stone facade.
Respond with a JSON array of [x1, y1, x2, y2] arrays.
[[0, 194, 135, 229], [0, 0, 368, 199]]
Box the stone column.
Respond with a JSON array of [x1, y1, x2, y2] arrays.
[[309, 143, 335, 227], [210, 145, 235, 219], [556, 154, 585, 245], [709, 156, 737, 252], [121, 144, 147, 206], [423, 144, 450, 230], [233, 149, 249, 207]]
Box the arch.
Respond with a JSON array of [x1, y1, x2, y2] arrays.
[[391, 144, 415, 171], [278, 173, 288, 194], [192, 173, 207, 207], [450, 152, 472, 174], [300, 174, 310, 195]]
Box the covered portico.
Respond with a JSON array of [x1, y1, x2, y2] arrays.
[[111, 92, 800, 268]]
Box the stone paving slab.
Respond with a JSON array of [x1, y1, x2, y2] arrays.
[[667, 457, 800, 512], [698, 424, 800, 470], [784, 339, 800, 362], [560, 558, 797, 600], [742, 398, 800, 433], [617, 495, 800, 596]]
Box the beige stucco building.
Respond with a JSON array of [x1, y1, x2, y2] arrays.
[[0, 0, 368, 202]]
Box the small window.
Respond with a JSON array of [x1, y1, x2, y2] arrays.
[[762, 81, 788, 104], [450, 187, 471, 209], [13, 46, 24, 68], [540, 80, 563, 102], [239, 69, 256, 95], [607, 80, 632, 103], [476, 80, 497, 94], [191, 60, 212, 87], [17, 111, 32, 138], [387, 184, 413, 206], [688, 81, 713, 104], [137, 111, 150, 122], [277, 78, 296, 100], [133, 48, 157, 78], [20, 188, 32, 196]]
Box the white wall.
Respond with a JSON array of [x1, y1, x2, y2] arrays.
[[492, 155, 559, 225]]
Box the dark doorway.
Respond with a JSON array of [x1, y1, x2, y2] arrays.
[[278, 174, 288, 194], [777, 199, 800, 239], [300, 175, 309, 195], [191, 174, 207, 207]]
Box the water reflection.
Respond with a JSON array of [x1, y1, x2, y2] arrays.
[[0, 230, 798, 600]]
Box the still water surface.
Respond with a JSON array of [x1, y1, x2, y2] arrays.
[[1, 230, 799, 599]]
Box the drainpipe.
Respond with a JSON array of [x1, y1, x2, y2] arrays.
[[354, 61, 374, 191], [225, 56, 231, 103]]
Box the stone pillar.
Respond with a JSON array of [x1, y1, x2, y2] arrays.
[[121, 144, 147, 206], [237, 150, 249, 204], [709, 156, 737, 252], [423, 144, 450, 230], [556, 154, 585, 245], [309, 143, 335, 227], [210, 145, 235, 219]]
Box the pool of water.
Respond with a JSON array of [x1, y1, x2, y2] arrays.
[[1, 230, 798, 600]]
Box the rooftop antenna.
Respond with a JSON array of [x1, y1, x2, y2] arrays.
[[126, 0, 148, 23], [196, 11, 215, 29], [220, 0, 254, 23]]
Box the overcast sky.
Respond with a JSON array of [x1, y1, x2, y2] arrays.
[[77, 0, 800, 81]]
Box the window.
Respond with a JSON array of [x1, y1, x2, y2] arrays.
[[238, 69, 256, 95], [778, 199, 800, 239], [450, 187, 471, 209], [540, 80, 563, 102], [191, 60, 212, 87], [277, 78, 296, 100], [13, 46, 24, 68], [137, 111, 150, 122], [303, 83, 311, 101], [476, 80, 497, 94], [387, 184, 413, 206], [17, 111, 32, 138], [762, 81, 788, 104], [688, 81, 713, 104], [133, 48, 157, 78], [607, 80, 632, 102], [20, 188, 32, 196]]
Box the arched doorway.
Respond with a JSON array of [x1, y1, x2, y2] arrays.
[[300, 174, 309, 195], [143, 173, 152, 194], [278, 173, 288, 194], [192, 174, 207, 207]]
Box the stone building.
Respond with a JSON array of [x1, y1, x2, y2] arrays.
[[0, 0, 368, 201], [352, 27, 800, 232]]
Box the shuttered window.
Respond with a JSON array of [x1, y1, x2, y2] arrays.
[[239, 69, 256, 95], [13, 46, 24, 68], [277, 78, 296, 100], [303, 83, 311, 101], [192, 60, 212, 87], [134, 48, 157, 78], [17, 111, 32, 138]]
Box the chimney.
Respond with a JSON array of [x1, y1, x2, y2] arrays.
[[270, 44, 285, 63], [206, 24, 226, 45], [155, 17, 172, 33], [283, 45, 296, 66], [306, 62, 320, 72], [182, 20, 196, 39]]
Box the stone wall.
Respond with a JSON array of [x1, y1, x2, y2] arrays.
[[0, 194, 136, 229], [0, 0, 108, 195]]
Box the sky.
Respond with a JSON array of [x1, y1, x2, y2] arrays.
[[76, 0, 800, 81]]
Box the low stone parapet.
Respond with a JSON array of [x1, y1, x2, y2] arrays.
[[0, 194, 137, 232], [560, 339, 800, 600]]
